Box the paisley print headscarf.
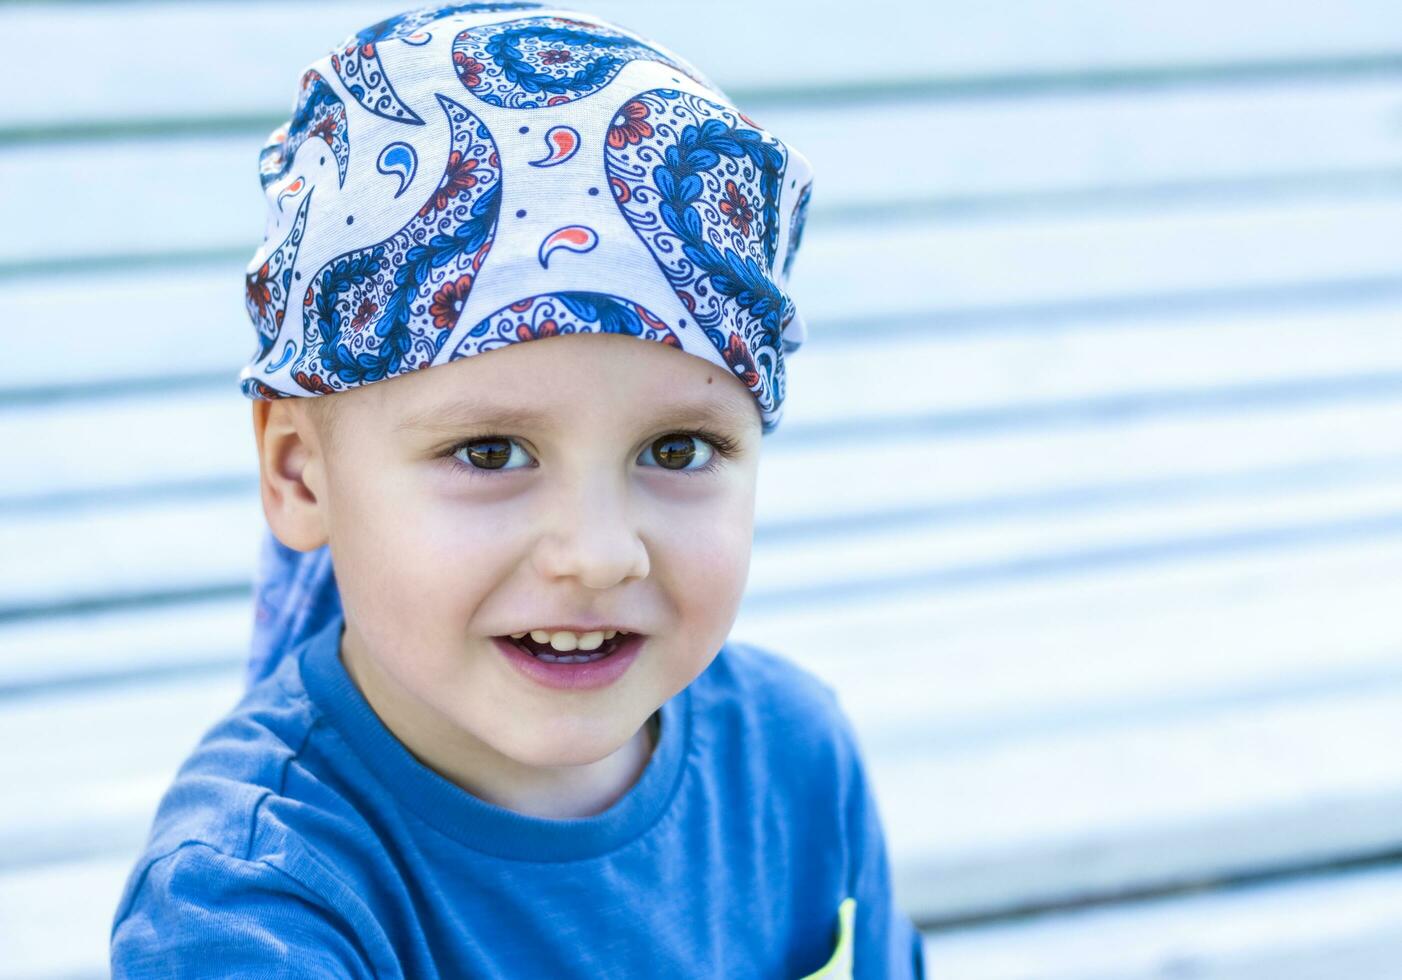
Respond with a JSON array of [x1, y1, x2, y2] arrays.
[[242, 2, 815, 685]]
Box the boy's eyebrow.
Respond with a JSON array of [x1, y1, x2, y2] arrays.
[[395, 397, 752, 434]]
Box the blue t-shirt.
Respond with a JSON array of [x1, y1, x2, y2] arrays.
[[110, 612, 926, 978]]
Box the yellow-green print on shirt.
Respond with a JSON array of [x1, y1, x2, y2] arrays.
[[797, 897, 855, 979]]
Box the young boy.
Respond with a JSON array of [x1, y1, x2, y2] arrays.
[[109, 4, 926, 977]]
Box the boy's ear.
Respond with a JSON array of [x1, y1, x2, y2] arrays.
[[251, 399, 330, 552]]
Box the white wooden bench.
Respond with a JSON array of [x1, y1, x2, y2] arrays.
[[4, 1, 1402, 975]]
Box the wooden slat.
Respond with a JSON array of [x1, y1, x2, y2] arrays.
[[796, 198, 1402, 324], [9, 1, 1402, 131], [748, 537, 1402, 749], [8, 77, 1402, 267], [0, 265, 252, 391], [875, 680, 1402, 922], [0, 598, 251, 693], [0, 672, 243, 870], [920, 861, 1402, 979], [0, 855, 133, 980]]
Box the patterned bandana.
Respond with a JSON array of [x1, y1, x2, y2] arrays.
[[240, 2, 815, 685], [239, 1, 814, 434]]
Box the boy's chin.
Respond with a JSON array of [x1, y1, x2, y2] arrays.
[[487, 716, 648, 771]]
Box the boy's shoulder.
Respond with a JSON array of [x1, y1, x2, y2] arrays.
[[706, 633, 842, 710], [698, 635, 864, 777], [111, 650, 339, 922], [135, 652, 324, 859]]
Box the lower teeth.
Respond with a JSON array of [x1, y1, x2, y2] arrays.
[[516, 637, 621, 664], [529, 650, 608, 667]]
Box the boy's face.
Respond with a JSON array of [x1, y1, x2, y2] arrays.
[[255, 332, 761, 793]]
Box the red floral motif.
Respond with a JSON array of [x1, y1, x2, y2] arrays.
[[722, 331, 760, 390], [541, 48, 572, 64], [294, 371, 336, 395], [546, 95, 570, 107], [419, 151, 480, 216], [309, 108, 342, 143], [453, 52, 485, 88], [429, 274, 474, 329], [350, 298, 378, 332], [246, 263, 273, 319], [609, 175, 630, 203], [516, 318, 560, 342], [718, 179, 754, 237], [607, 100, 653, 149], [633, 303, 684, 348]]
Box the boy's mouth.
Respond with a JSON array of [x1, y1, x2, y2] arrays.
[[498, 631, 635, 664]]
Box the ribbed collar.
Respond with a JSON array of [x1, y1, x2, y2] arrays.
[[298, 612, 693, 862]]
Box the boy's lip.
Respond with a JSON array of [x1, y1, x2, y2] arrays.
[[493, 633, 644, 691]]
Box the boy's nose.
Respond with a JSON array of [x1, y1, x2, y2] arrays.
[[530, 478, 650, 589]]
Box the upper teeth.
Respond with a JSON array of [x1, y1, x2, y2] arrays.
[[509, 628, 628, 652]]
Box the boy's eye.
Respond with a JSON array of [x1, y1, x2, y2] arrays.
[[640, 433, 714, 472], [452, 436, 533, 472], [446, 431, 733, 476]]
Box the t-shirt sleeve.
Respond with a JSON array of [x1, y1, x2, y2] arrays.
[[110, 842, 375, 979], [829, 693, 928, 980]]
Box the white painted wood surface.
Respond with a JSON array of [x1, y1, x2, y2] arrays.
[[3, 1, 1401, 976]]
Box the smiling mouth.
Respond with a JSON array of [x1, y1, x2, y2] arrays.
[[500, 632, 636, 664]]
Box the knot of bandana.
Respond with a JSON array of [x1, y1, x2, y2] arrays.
[[241, 2, 815, 685]]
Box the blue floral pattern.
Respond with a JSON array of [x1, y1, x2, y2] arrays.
[[451, 291, 681, 357], [450, 15, 712, 109], [258, 70, 349, 190], [331, 2, 546, 123], [289, 94, 501, 392], [603, 88, 799, 423]]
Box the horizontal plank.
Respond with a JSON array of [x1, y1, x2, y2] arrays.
[[10, 1, 1402, 132], [921, 861, 1402, 980], [9, 77, 1402, 267], [749, 471, 1402, 597], [10, 299, 1402, 502], [797, 197, 1402, 325], [7, 196, 1402, 395], [753, 536, 1402, 751], [878, 680, 1402, 922], [0, 855, 133, 980], [0, 598, 252, 694]]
